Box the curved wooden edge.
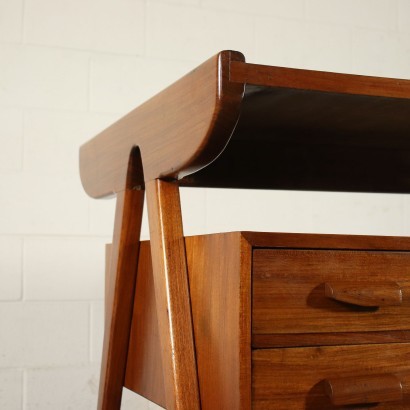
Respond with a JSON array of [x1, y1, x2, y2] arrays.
[[79, 50, 245, 199]]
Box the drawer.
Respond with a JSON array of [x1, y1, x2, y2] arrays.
[[252, 343, 410, 409], [253, 249, 410, 340]]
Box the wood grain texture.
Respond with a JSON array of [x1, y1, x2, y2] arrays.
[[186, 232, 252, 410], [124, 241, 165, 407], [105, 244, 112, 321], [80, 51, 244, 198], [324, 373, 403, 406], [252, 343, 410, 409], [98, 188, 144, 410], [146, 179, 200, 410], [253, 249, 410, 336], [230, 61, 410, 98], [252, 330, 410, 349], [123, 231, 410, 407], [241, 231, 410, 251], [324, 281, 402, 307], [125, 232, 253, 409]]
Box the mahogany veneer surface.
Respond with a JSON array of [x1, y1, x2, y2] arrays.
[[253, 249, 410, 335], [124, 231, 410, 409], [252, 343, 410, 409], [125, 232, 252, 410]]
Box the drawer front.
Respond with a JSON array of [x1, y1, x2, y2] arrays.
[[253, 249, 410, 337], [253, 343, 410, 409]]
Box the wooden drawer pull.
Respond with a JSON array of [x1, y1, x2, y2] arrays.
[[324, 281, 402, 307], [324, 374, 403, 406]]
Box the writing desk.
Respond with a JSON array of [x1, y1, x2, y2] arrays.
[[80, 51, 410, 409]]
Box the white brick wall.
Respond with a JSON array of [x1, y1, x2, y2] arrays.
[[0, 108, 23, 171], [0, 237, 22, 300], [202, 0, 306, 19], [25, 366, 100, 410], [255, 18, 352, 71], [24, 0, 146, 54], [90, 302, 104, 363], [0, 173, 89, 234], [0, 45, 89, 110], [1, 0, 409, 408], [399, 0, 410, 33], [146, 2, 255, 61], [0, 302, 89, 367], [23, 110, 118, 175], [0, 370, 22, 410], [24, 237, 107, 300], [89, 55, 191, 113], [0, 0, 23, 43], [351, 28, 410, 77], [306, 0, 397, 29]]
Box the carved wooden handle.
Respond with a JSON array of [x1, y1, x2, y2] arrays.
[[324, 281, 402, 307], [324, 374, 403, 406]]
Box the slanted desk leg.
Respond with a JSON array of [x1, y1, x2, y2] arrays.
[[146, 179, 201, 410], [104, 243, 112, 320], [98, 188, 144, 410]]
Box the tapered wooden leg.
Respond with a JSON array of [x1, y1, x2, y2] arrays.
[[104, 244, 112, 321], [146, 179, 201, 410], [98, 188, 144, 410]]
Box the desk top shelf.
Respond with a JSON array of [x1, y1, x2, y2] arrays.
[[80, 50, 410, 198]]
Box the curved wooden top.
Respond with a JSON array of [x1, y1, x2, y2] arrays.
[[80, 51, 410, 198], [80, 50, 245, 198]]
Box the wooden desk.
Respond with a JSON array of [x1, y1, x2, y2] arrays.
[[124, 232, 410, 409], [80, 51, 410, 409]]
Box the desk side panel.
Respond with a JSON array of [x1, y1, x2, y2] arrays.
[[125, 233, 252, 409], [125, 241, 166, 407], [186, 232, 252, 410]]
